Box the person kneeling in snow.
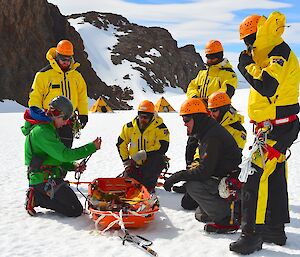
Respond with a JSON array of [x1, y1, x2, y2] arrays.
[[22, 96, 102, 217], [164, 98, 242, 233], [116, 100, 170, 193]]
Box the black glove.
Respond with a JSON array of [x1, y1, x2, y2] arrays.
[[239, 50, 254, 67], [163, 170, 186, 192], [78, 115, 88, 129]]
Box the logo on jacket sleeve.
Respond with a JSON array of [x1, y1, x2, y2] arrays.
[[273, 58, 284, 66]]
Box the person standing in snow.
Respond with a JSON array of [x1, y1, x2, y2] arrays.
[[116, 100, 170, 193], [183, 40, 239, 189], [230, 12, 300, 255], [186, 39, 238, 102], [28, 39, 89, 148], [22, 96, 101, 217], [164, 98, 242, 233]]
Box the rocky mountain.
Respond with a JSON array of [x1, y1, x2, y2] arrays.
[[0, 0, 204, 110]]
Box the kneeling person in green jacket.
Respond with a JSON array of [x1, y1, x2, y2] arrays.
[[22, 96, 101, 217]]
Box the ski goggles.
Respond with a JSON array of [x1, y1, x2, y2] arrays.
[[47, 108, 70, 120]]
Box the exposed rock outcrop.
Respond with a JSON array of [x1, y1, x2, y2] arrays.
[[0, 1, 204, 109]]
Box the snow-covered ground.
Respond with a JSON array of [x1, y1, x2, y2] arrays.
[[1, 88, 300, 257]]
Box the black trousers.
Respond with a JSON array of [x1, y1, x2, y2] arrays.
[[242, 118, 299, 233], [33, 179, 83, 217], [129, 154, 166, 191]]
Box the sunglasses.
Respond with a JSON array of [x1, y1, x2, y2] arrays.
[[48, 108, 69, 120], [182, 115, 193, 124], [58, 56, 72, 62], [209, 108, 219, 113], [138, 114, 151, 120]]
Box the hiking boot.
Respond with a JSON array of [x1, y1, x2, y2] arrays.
[[262, 224, 287, 246], [25, 187, 36, 216], [204, 223, 240, 234], [229, 232, 263, 255]]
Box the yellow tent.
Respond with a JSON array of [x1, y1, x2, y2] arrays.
[[155, 97, 176, 112], [90, 97, 113, 113]]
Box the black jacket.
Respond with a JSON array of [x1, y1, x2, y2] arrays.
[[183, 115, 241, 181]]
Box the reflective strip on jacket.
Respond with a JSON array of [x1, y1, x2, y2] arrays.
[[116, 115, 170, 166], [28, 47, 88, 115], [240, 12, 300, 122], [186, 58, 238, 99]]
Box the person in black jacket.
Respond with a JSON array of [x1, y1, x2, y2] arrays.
[[164, 98, 242, 233]]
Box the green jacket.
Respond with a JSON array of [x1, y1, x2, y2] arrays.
[[21, 120, 96, 185]]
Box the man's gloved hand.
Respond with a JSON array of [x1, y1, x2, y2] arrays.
[[132, 150, 147, 162], [239, 50, 254, 67], [75, 162, 87, 173], [78, 115, 88, 129], [123, 159, 136, 176], [163, 170, 186, 192]]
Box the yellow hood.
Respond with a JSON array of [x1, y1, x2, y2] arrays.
[[252, 11, 286, 68]]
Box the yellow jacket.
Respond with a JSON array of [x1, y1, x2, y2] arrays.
[[116, 115, 170, 166], [239, 12, 300, 122], [28, 48, 88, 115], [220, 109, 247, 151], [186, 58, 238, 99]]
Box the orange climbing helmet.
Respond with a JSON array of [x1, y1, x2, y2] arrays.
[[56, 40, 74, 56], [239, 15, 261, 40], [208, 92, 231, 109], [205, 40, 223, 55], [180, 98, 207, 116], [138, 100, 155, 113]]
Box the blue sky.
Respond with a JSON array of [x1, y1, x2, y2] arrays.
[[49, 0, 300, 62]]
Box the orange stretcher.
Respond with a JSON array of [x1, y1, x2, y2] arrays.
[[88, 177, 159, 230]]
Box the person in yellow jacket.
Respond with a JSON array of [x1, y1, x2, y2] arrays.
[[28, 40, 89, 148], [230, 12, 300, 255], [186, 40, 238, 101], [116, 100, 170, 192], [208, 92, 247, 152]]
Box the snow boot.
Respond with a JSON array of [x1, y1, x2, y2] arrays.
[[229, 232, 263, 255], [262, 224, 287, 246], [204, 223, 240, 233], [25, 187, 36, 216]]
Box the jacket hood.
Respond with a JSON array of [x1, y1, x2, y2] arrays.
[[220, 109, 244, 127], [21, 109, 50, 136], [191, 113, 216, 139], [205, 58, 233, 69], [252, 11, 286, 67], [46, 47, 80, 73]]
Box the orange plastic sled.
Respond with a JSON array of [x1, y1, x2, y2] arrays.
[[88, 178, 159, 230]]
